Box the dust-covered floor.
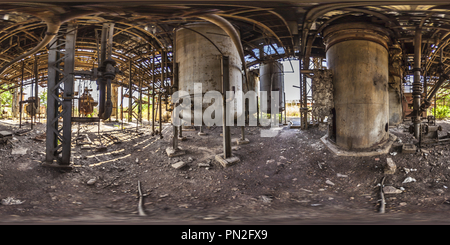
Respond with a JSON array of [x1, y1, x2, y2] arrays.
[[2, 118, 450, 224]]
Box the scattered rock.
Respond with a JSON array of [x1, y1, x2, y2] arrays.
[[403, 167, 417, 174], [337, 173, 348, 178], [11, 147, 27, 155], [383, 186, 402, 194], [384, 158, 396, 175], [266, 159, 275, 164], [87, 178, 97, 185], [325, 179, 335, 186], [187, 157, 194, 162], [1, 197, 25, 205], [402, 177, 416, 184], [197, 163, 210, 167], [172, 161, 186, 169]]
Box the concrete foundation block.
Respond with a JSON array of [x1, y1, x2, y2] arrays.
[[236, 138, 250, 145], [215, 154, 240, 167], [320, 133, 397, 157], [402, 143, 417, 154], [166, 147, 186, 157]]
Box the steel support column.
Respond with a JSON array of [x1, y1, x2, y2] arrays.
[[45, 23, 77, 166], [222, 56, 231, 159], [152, 53, 155, 135], [413, 27, 422, 139], [128, 59, 133, 122]]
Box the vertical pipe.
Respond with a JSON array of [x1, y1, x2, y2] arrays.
[[121, 83, 123, 130], [147, 86, 150, 124], [138, 63, 142, 129], [160, 51, 164, 138], [159, 92, 162, 138], [19, 61, 24, 128], [152, 53, 155, 135], [222, 56, 231, 159], [256, 95, 260, 126], [413, 27, 422, 139], [128, 59, 132, 122], [34, 55, 38, 123]]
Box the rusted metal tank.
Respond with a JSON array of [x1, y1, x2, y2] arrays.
[[324, 22, 391, 150], [176, 22, 243, 124]]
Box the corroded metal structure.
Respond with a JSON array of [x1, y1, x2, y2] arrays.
[[0, 2, 449, 158]]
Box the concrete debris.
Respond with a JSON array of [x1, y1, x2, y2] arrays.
[[1, 197, 25, 205], [383, 186, 403, 194], [266, 159, 275, 164], [260, 195, 273, 203], [325, 179, 335, 186], [384, 158, 396, 175], [403, 167, 417, 174], [337, 173, 348, 178], [87, 178, 97, 185], [11, 147, 27, 155], [197, 163, 210, 167], [172, 161, 186, 169], [403, 177, 416, 184]]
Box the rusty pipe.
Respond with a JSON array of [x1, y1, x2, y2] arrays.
[[413, 27, 422, 139]]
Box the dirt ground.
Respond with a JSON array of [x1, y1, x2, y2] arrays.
[[2, 117, 450, 224]]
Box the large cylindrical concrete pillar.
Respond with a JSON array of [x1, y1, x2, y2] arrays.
[[176, 22, 243, 124], [324, 23, 391, 150], [259, 60, 284, 114]]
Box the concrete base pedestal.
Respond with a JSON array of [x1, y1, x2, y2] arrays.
[[320, 133, 397, 157], [166, 147, 186, 157], [215, 154, 240, 167], [236, 138, 250, 145]]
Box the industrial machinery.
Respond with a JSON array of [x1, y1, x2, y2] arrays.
[[79, 88, 98, 116], [25, 96, 40, 117]]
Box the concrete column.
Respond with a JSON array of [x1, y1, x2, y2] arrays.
[[324, 23, 391, 150]]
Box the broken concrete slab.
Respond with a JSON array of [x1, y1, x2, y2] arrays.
[[402, 143, 417, 153], [166, 147, 186, 157], [11, 147, 27, 155], [215, 154, 240, 167], [171, 161, 187, 169]]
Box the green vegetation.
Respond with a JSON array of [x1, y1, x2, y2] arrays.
[[431, 89, 450, 119], [0, 84, 12, 106]]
